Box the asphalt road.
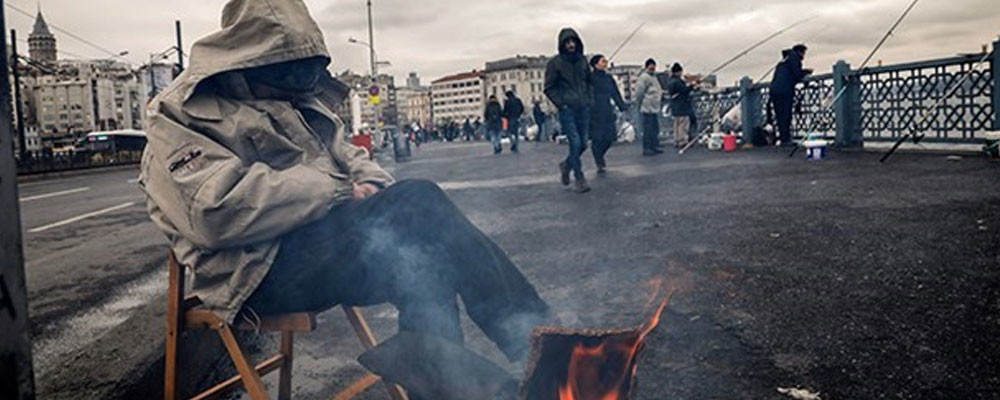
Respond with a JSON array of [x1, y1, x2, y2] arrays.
[[17, 167, 164, 379], [21, 141, 1000, 400]]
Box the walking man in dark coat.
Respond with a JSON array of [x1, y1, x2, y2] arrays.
[[545, 28, 594, 193], [769, 44, 813, 146], [462, 118, 473, 142], [588, 54, 628, 173], [503, 90, 524, 153], [485, 95, 505, 154], [533, 101, 547, 142]]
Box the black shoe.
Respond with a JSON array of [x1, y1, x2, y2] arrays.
[[643, 149, 657, 156], [653, 147, 665, 154], [558, 162, 571, 186], [494, 148, 502, 154], [511, 147, 519, 153], [574, 179, 591, 193], [597, 166, 607, 174]]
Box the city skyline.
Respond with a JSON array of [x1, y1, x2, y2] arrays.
[[4, 0, 998, 87]]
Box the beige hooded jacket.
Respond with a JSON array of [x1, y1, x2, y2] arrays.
[[140, 0, 393, 323]]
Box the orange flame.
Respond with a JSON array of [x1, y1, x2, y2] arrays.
[[557, 285, 675, 400]]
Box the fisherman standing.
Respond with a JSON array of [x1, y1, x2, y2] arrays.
[[667, 63, 696, 149], [544, 28, 594, 193], [769, 44, 813, 146], [635, 58, 664, 156]]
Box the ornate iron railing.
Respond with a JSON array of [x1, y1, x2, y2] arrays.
[[689, 43, 997, 146], [857, 54, 993, 142]]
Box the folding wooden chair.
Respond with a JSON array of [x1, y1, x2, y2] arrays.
[[164, 251, 408, 400]]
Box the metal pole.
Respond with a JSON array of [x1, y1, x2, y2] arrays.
[[0, 1, 38, 397], [10, 29, 26, 162], [175, 20, 184, 74], [367, 0, 376, 77]]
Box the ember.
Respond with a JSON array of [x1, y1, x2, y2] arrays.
[[523, 286, 675, 400]]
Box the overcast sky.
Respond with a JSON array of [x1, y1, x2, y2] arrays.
[[6, 0, 999, 86]]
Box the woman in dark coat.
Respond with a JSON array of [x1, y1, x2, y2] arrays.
[[589, 54, 628, 173]]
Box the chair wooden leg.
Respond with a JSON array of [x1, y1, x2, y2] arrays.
[[342, 307, 409, 400], [165, 255, 185, 400], [217, 325, 270, 400], [278, 332, 293, 400]]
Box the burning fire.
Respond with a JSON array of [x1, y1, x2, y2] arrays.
[[556, 286, 674, 400]]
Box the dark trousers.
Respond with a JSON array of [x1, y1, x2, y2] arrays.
[[535, 121, 545, 142], [641, 112, 660, 151], [243, 180, 550, 361], [591, 113, 615, 168], [507, 119, 520, 151], [772, 92, 794, 143], [559, 106, 590, 180]]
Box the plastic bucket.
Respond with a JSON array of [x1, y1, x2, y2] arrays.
[[723, 134, 738, 152], [804, 140, 827, 161], [984, 131, 1000, 159], [708, 133, 725, 151]]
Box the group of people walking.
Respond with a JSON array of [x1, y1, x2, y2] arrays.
[[542, 28, 698, 193], [484, 91, 525, 154]]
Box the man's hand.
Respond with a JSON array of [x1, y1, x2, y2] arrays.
[[353, 182, 381, 200]]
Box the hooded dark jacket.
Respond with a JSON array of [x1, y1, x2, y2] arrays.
[[533, 103, 546, 124], [770, 49, 807, 96], [503, 94, 524, 120], [544, 28, 594, 109]]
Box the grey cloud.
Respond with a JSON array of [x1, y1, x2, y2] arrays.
[[13, 0, 999, 87]]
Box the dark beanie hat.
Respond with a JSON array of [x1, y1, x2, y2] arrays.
[[671, 63, 683, 73], [590, 54, 605, 67], [645, 58, 657, 67]]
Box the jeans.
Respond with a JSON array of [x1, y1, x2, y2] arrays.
[[641, 112, 660, 151], [243, 180, 550, 361], [535, 121, 545, 142], [489, 127, 502, 152], [559, 105, 590, 180], [507, 119, 520, 151], [772, 92, 794, 144]]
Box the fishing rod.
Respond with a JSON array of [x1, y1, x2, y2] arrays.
[[827, 0, 921, 108], [879, 49, 993, 163], [610, 22, 646, 61], [789, 0, 922, 157], [705, 15, 817, 78]]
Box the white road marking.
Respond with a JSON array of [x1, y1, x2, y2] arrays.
[[19, 187, 91, 202], [127, 178, 140, 184], [28, 202, 137, 233]]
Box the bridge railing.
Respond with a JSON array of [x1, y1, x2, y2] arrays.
[[689, 39, 998, 147]]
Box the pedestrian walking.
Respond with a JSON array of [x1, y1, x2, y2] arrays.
[[589, 54, 628, 174], [769, 44, 813, 146], [503, 91, 525, 153], [532, 101, 547, 143], [635, 58, 664, 155], [667, 63, 696, 148], [485, 95, 504, 154], [544, 28, 594, 193], [463, 118, 474, 142]]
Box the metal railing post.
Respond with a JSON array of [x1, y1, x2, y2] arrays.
[[739, 77, 760, 143], [833, 60, 862, 148], [992, 38, 1000, 131]]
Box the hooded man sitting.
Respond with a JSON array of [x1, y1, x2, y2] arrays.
[[140, 0, 550, 383]]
